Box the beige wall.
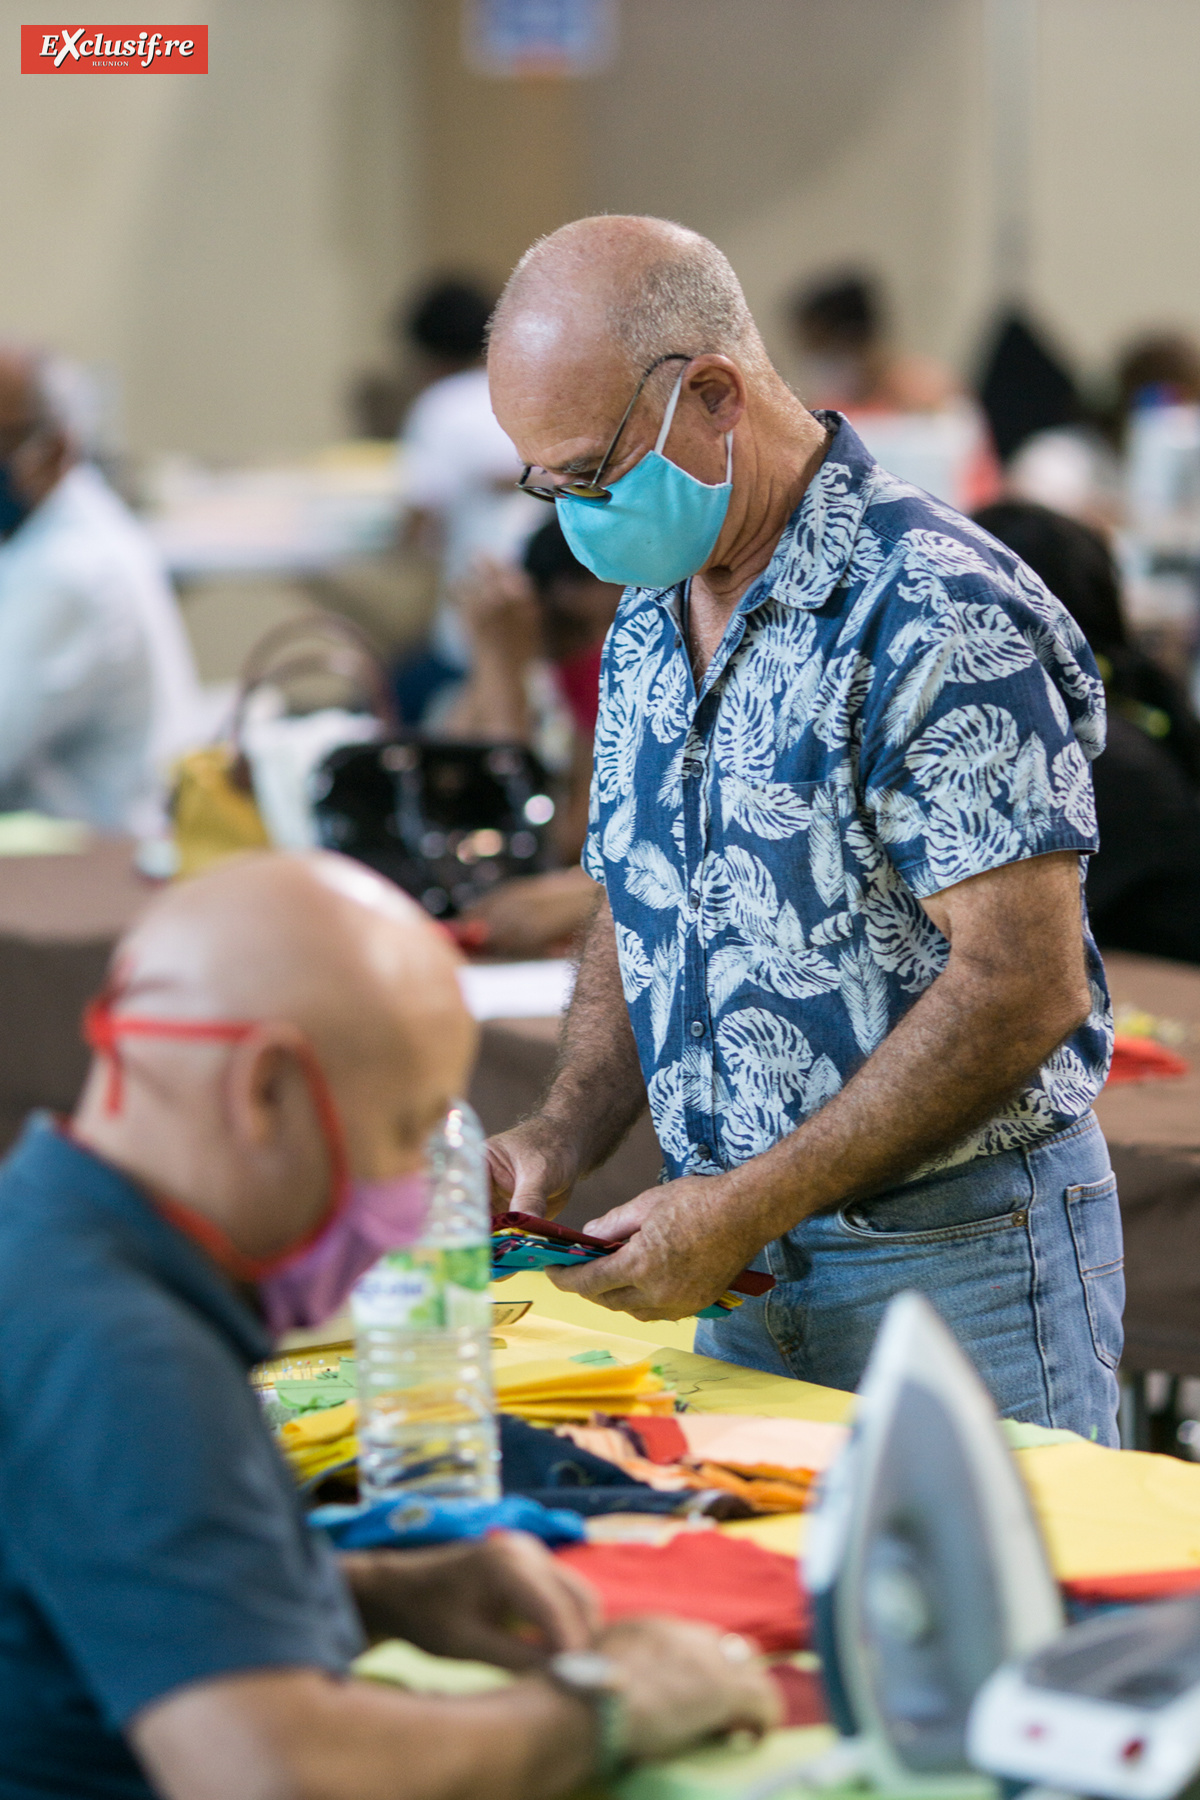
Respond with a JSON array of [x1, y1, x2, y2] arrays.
[[2, 0, 1199, 462], [0, 0, 423, 460], [581, 0, 992, 378], [580, 0, 1200, 389]]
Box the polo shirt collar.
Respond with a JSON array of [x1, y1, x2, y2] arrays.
[[8, 1114, 272, 1366]]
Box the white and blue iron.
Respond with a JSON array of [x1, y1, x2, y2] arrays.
[[803, 1291, 1063, 1794]]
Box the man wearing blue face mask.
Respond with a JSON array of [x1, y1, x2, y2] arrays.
[[0, 348, 201, 834], [486, 215, 1122, 1446]]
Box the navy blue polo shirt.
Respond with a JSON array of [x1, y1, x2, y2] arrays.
[[0, 1117, 363, 1799]]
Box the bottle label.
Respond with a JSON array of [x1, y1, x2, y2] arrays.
[[352, 1243, 491, 1330]]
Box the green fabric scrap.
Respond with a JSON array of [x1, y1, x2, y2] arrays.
[[353, 1638, 514, 1695]]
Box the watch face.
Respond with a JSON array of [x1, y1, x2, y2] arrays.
[[550, 1651, 623, 1693]]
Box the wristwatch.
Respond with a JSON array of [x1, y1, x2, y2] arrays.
[[545, 1650, 631, 1780]]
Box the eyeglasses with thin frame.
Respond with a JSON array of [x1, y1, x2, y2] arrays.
[[517, 352, 694, 505]]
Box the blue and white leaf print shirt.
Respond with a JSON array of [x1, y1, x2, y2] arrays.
[[582, 414, 1113, 1182]]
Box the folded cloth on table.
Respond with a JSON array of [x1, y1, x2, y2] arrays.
[[519, 1486, 747, 1518], [1107, 1035, 1190, 1084], [278, 1398, 358, 1486], [492, 1212, 774, 1321], [311, 1493, 586, 1549], [555, 1424, 696, 1491], [556, 1414, 848, 1514], [555, 1533, 808, 1653], [500, 1411, 651, 1493], [496, 1355, 675, 1423]]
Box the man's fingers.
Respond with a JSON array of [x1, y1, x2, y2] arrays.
[[546, 1243, 639, 1300], [486, 1531, 600, 1655], [581, 1200, 648, 1241]]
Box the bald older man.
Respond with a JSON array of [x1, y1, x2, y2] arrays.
[[0, 852, 774, 1800], [0, 349, 200, 833], [486, 216, 1122, 1444]]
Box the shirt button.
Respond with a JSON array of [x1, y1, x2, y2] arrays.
[[690, 1019, 705, 1039], [696, 1143, 712, 1161]]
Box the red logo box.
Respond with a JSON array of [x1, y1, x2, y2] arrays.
[[21, 25, 207, 72]]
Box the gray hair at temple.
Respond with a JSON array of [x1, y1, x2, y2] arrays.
[[489, 215, 773, 382]]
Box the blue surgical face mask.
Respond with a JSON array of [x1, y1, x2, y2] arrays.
[[0, 460, 33, 541], [556, 370, 733, 589]]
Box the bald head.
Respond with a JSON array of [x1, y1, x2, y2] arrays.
[[112, 850, 471, 1081], [74, 853, 478, 1260], [490, 215, 767, 386]]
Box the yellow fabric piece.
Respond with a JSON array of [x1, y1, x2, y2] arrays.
[[278, 1399, 357, 1447], [497, 1356, 666, 1401], [1016, 1440, 1200, 1579], [493, 1272, 697, 1351], [496, 1355, 674, 1422]]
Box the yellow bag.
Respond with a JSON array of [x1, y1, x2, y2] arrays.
[[169, 612, 392, 879], [170, 744, 269, 877]]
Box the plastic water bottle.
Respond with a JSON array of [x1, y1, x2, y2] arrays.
[[351, 1100, 500, 1503]]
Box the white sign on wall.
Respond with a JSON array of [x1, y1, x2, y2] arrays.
[[462, 0, 618, 79]]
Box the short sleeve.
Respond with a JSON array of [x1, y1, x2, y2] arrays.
[[858, 567, 1105, 899], [0, 1252, 362, 1727]]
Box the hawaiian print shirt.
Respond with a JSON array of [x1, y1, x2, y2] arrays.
[[582, 414, 1112, 1182]]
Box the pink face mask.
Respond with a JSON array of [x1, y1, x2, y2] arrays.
[[83, 986, 433, 1336], [257, 1171, 429, 1334]]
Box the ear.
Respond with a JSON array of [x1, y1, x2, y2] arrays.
[[223, 1024, 311, 1153], [685, 356, 746, 434]]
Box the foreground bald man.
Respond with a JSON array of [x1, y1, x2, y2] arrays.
[[487, 217, 1122, 1443], [0, 852, 775, 1799], [0, 347, 200, 833]]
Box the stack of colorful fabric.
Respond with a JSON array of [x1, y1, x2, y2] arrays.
[[557, 1414, 847, 1514], [495, 1355, 676, 1423]]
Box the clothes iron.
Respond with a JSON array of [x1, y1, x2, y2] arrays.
[[802, 1291, 1063, 1795], [968, 1595, 1200, 1800]]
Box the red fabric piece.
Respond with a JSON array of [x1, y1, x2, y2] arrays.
[[1062, 1568, 1200, 1603], [556, 1534, 808, 1653], [770, 1661, 829, 1727], [555, 646, 603, 735], [1106, 1036, 1189, 1086], [625, 1416, 689, 1465]]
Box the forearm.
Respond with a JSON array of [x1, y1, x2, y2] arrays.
[[726, 953, 1087, 1249], [300, 1679, 598, 1800], [132, 1669, 597, 1800], [538, 896, 646, 1173]]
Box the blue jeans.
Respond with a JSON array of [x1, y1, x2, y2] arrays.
[[694, 1112, 1124, 1446]]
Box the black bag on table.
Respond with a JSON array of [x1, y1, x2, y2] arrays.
[[310, 738, 556, 918]]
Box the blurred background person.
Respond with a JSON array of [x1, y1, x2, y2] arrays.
[[788, 268, 1001, 512], [443, 518, 621, 957], [0, 347, 201, 837], [975, 499, 1200, 964], [392, 276, 541, 725], [1115, 330, 1200, 423]]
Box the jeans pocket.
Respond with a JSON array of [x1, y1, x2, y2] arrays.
[[1065, 1173, 1125, 1371]]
